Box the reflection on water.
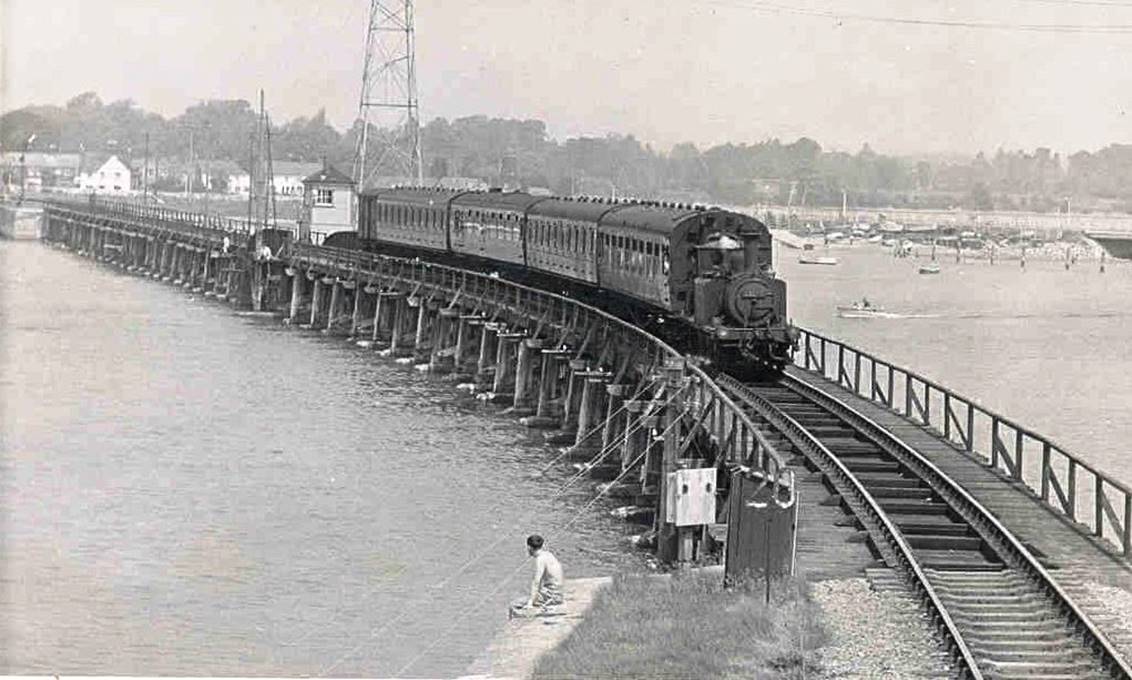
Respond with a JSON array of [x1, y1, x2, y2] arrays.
[[0, 242, 645, 677], [780, 247, 1132, 487]]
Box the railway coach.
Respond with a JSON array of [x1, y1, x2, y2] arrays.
[[355, 186, 795, 370]]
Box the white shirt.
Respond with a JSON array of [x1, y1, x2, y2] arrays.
[[529, 549, 564, 603]]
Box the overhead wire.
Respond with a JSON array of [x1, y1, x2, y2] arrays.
[[705, 0, 1132, 33]]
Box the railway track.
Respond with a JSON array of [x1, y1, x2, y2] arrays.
[[717, 371, 1132, 680]]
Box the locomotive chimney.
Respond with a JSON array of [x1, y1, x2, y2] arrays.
[[739, 224, 761, 271]]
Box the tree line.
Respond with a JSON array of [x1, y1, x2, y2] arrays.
[[2, 91, 1130, 213]]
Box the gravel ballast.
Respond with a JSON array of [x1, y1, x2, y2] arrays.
[[811, 577, 951, 679]]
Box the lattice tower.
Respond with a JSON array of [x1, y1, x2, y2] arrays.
[[353, 0, 423, 190]]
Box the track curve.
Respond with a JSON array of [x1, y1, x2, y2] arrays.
[[717, 372, 1132, 680]]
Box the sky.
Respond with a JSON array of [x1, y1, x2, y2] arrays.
[[2, 0, 1131, 156]]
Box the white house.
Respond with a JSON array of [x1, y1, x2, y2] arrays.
[[228, 161, 321, 197], [79, 155, 132, 194]]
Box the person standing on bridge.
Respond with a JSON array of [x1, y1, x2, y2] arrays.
[[515, 534, 563, 613]]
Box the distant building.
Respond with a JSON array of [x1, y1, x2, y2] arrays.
[[78, 155, 132, 194], [0, 152, 83, 192], [228, 161, 322, 197], [300, 162, 356, 241]]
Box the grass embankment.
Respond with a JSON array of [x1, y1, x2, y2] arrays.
[[532, 571, 824, 680]]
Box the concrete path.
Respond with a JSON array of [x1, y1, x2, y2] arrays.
[[462, 576, 610, 680]]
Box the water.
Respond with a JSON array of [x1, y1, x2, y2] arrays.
[[4, 241, 1132, 676], [778, 245, 1132, 488], [0, 242, 644, 677]]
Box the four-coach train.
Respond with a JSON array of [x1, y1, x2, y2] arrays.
[[350, 187, 796, 371]]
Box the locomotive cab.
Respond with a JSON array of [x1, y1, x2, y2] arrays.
[[691, 233, 743, 327]]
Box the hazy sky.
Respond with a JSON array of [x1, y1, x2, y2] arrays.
[[3, 0, 1131, 155]]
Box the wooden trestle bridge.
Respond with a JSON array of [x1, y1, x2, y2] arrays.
[[34, 197, 1132, 678]]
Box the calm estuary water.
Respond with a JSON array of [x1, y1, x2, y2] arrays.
[[779, 245, 1132, 489], [0, 242, 641, 677], [3, 239, 1131, 677]]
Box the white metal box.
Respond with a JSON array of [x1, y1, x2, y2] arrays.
[[665, 467, 717, 527]]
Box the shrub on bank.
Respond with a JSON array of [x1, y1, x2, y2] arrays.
[[531, 570, 825, 679]]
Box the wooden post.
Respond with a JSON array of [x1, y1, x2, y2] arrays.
[[491, 331, 524, 402], [601, 383, 629, 455], [429, 307, 459, 374], [621, 400, 645, 470], [285, 268, 305, 324], [511, 338, 544, 415], [657, 361, 688, 563], [308, 277, 324, 327], [574, 373, 610, 451], [560, 359, 590, 436], [349, 280, 364, 337], [476, 322, 501, 390], [389, 296, 414, 358], [523, 348, 570, 428], [324, 278, 342, 332]]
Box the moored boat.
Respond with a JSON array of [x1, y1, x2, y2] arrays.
[[1085, 231, 1132, 260], [798, 255, 839, 265], [919, 263, 941, 274]]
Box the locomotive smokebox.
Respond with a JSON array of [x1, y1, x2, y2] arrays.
[[726, 274, 785, 326]]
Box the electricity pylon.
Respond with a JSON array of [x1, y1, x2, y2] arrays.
[[353, 0, 423, 191]]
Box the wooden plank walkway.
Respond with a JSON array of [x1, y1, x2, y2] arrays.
[[782, 458, 882, 580], [787, 365, 1132, 652]]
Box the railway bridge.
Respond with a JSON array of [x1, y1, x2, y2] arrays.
[[29, 196, 1132, 679]]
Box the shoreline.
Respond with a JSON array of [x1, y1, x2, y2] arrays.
[[462, 577, 611, 680]]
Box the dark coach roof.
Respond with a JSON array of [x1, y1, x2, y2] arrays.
[[362, 186, 469, 207], [528, 196, 627, 222], [451, 189, 545, 213], [599, 203, 705, 236]]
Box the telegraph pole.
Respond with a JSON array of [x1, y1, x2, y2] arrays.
[[143, 132, 150, 203], [354, 0, 424, 194]]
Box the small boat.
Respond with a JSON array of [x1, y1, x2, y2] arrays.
[[836, 299, 894, 318], [798, 255, 839, 265], [919, 264, 941, 275]]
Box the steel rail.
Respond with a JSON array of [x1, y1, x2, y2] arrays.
[[795, 327, 1132, 556], [716, 374, 984, 679], [781, 370, 1132, 679]]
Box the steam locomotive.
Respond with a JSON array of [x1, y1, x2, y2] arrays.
[[351, 187, 796, 371]]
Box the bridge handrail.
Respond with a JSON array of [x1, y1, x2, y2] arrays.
[[44, 194, 256, 237], [289, 240, 787, 477], [795, 327, 1132, 557]]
